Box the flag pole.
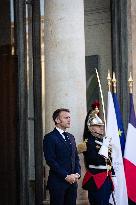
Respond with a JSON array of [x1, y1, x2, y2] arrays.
[[107, 70, 112, 92], [107, 70, 117, 205], [128, 72, 133, 94], [112, 72, 117, 94]]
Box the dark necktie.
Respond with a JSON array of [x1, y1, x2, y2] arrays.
[[62, 132, 71, 145]]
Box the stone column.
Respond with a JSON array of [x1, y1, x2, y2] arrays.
[[44, 0, 87, 204], [44, 0, 86, 141], [111, 0, 129, 131], [128, 0, 136, 110]]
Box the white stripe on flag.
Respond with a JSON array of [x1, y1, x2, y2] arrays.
[[124, 94, 136, 203], [124, 123, 136, 166], [106, 92, 128, 205]]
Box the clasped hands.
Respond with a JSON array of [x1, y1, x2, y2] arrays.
[[65, 173, 80, 184]]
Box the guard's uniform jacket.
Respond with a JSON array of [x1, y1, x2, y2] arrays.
[[82, 133, 114, 191]]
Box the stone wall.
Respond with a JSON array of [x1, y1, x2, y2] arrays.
[[84, 0, 112, 107]]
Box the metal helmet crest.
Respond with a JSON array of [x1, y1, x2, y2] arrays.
[[87, 100, 104, 127]]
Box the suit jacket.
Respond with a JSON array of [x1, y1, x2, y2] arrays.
[[43, 128, 81, 189]]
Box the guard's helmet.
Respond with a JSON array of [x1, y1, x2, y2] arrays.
[[87, 100, 104, 127]]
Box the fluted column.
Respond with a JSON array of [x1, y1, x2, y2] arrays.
[[128, 0, 136, 110], [44, 0, 86, 140], [111, 0, 128, 131], [44, 0, 87, 204]]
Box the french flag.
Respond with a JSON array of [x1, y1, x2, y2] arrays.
[[107, 91, 128, 205], [124, 93, 136, 204]]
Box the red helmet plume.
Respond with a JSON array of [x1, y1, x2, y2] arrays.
[[91, 100, 100, 110]]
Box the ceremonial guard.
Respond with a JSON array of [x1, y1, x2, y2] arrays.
[[78, 101, 114, 205]]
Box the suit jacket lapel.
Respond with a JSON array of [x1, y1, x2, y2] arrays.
[[53, 128, 71, 151], [67, 133, 76, 172], [66, 133, 75, 153]]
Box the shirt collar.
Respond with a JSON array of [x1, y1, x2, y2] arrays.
[[56, 127, 66, 139], [56, 127, 65, 135]]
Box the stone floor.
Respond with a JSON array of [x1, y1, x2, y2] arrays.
[[43, 200, 89, 205]]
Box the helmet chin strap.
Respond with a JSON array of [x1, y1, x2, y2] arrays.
[[88, 126, 103, 136], [90, 130, 103, 138], [93, 131, 103, 136]]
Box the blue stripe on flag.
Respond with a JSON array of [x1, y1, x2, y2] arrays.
[[112, 93, 126, 156], [129, 93, 136, 128]]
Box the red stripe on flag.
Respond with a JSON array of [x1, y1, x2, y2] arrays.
[[124, 158, 136, 203]]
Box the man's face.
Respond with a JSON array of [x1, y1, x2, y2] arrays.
[[55, 111, 71, 130], [88, 124, 104, 136]]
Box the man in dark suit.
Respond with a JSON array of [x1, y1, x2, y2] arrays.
[[43, 108, 81, 205]]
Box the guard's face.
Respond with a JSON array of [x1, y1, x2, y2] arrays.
[[55, 111, 71, 130], [88, 124, 104, 136]]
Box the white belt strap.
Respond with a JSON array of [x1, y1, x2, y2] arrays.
[[95, 140, 102, 145], [89, 165, 107, 169]]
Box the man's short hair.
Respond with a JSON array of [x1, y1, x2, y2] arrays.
[[52, 108, 70, 124]]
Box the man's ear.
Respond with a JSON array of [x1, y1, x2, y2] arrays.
[[55, 117, 60, 124]]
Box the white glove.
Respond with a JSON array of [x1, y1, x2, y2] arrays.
[[98, 136, 111, 158], [98, 145, 108, 158], [102, 136, 111, 147]]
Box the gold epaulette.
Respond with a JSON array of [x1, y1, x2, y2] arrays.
[[77, 139, 88, 154]]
